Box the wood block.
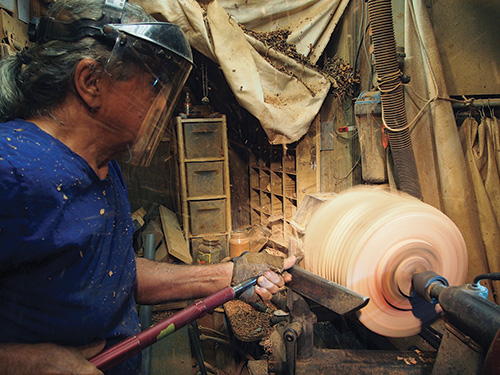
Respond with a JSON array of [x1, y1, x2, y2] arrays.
[[159, 205, 193, 264]]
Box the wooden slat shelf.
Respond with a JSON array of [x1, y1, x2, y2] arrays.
[[186, 195, 227, 201], [249, 133, 316, 247], [184, 157, 225, 163], [176, 115, 231, 261], [250, 164, 297, 175]]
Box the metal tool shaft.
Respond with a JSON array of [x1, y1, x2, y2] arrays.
[[90, 277, 258, 371]]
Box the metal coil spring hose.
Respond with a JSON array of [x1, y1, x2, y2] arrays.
[[367, 0, 422, 199]]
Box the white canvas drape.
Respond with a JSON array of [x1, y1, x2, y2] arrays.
[[138, 0, 349, 144], [404, 0, 498, 301], [459, 116, 500, 301]]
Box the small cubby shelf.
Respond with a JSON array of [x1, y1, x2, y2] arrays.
[[249, 138, 315, 248]]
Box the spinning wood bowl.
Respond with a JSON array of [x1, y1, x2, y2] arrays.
[[303, 186, 468, 337]]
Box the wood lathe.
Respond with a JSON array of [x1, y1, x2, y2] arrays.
[[226, 187, 500, 374]]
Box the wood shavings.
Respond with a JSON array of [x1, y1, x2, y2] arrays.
[[241, 27, 309, 67], [240, 26, 360, 101], [223, 299, 276, 342], [260, 337, 273, 355], [323, 56, 360, 101], [397, 356, 418, 365]]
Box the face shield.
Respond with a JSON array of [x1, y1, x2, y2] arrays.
[[28, 4, 194, 167], [104, 23, 193, 166]]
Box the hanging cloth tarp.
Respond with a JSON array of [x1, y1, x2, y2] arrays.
[[403, 0, 490, 299], [219, 0, 350, 64], [138, 0, 348, 144], [459, 115, 500, 301]]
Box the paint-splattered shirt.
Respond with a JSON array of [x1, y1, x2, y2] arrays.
[[0, 119, 140, 374]]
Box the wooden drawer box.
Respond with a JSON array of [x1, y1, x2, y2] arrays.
[[183, 122, 223, 159], [189, 199, 226, 235], [186, 161, 224, 197]]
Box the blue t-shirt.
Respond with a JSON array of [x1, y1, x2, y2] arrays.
[[0, 119, 140, 374]]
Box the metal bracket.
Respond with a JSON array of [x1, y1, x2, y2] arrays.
[[104, 0, 127, 23], [320, 120, 335, 151]]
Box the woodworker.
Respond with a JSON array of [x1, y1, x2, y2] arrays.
[[0, 1, 295, 374]]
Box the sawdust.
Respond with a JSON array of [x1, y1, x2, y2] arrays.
[[323, 56, 360, 100], [260, 336, 273, 354], [241, 26, 360, 101], [242, 27, 310, 67], [151, 310, 175, 325], [223, 299, 277, 342]]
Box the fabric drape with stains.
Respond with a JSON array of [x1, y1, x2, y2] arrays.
[[459, 115, 500, 300], [137, 0, 350, 144], [404, 0, 498, 302]]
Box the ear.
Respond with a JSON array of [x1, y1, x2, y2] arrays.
[[74, 58, 105, 111]]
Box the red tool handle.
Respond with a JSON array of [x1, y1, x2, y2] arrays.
[[90, 286, 236, 371]]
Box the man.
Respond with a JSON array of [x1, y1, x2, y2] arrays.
[[0, 1, 295, 374]]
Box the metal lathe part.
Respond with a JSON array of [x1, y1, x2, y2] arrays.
[[288, 266, 369, 315], [233, 276, 259, 297]]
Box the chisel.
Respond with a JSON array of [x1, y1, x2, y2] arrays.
[[90, 276, 258, 371]]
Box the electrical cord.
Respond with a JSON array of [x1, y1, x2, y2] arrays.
[[353, 19, 371, 95], [472, 272, 500, 287]]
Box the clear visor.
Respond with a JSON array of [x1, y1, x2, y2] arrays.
[[105, 34, 192, 167]]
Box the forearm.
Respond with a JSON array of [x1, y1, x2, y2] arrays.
[[135, 257, 234, 304], [0, 343, 60, 375], [0, 342, 104, 375], [0, 343, 25, 375]]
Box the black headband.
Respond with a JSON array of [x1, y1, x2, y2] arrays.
[[28, 0, 127, 44]]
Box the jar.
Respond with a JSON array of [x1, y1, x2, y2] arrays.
[[197, 237, 223, 264], [229, 230, 250, 258]]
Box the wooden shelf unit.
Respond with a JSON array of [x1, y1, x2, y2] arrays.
[[176, 115, 231, 260], [249, 144, 301, 248], [248, 119, 319, 248]]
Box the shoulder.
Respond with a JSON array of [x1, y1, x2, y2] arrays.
[[0, 119, 47, 161], [0, 119, 65, 199], [0, 120, 28, 193]]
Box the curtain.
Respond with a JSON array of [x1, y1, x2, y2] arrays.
[[218, 0, 350, 64], [459, 115, 500, 300], [405, 0, 497, 302], [137, 0, 349, 144]]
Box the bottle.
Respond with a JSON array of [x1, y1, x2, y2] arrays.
[[184, 92, 192, 117], [229, 230, 250, 258], [197, 237, 223, 264]]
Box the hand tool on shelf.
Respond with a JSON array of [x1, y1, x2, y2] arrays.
[[90, 276, 259, 372]]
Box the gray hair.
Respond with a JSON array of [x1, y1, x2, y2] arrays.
[[0, 0, 154, 122]]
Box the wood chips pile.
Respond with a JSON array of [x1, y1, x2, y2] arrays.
[[241, 27, 360, 101], [223, 299, 277, 342]]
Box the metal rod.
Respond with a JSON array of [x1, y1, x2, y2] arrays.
[[176, 116, 190, 253], [233, 276, 258, 296], [140, 233, 156, 375], [452, 98, 500, 109], [188, 322, 208, 375], [90, 277, 258, 371]]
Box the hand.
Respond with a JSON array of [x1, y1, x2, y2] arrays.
[[255, 255, 295, 300], [232, 252, 296, 301], [0, 340, 106, 375]]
